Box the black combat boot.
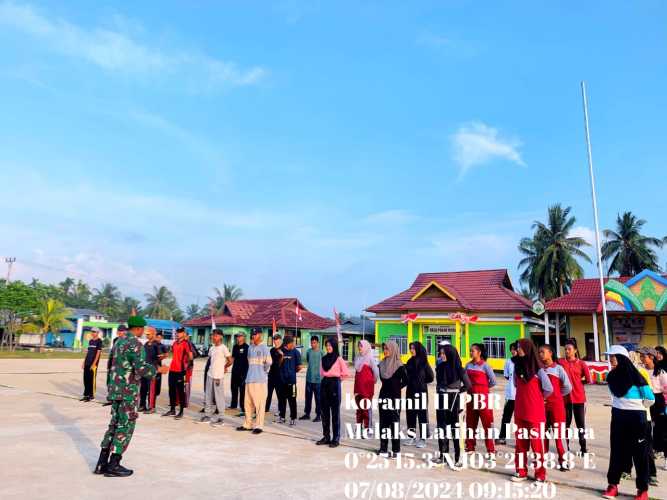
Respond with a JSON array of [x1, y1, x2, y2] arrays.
[[104, 454, 133, 477], [174, 407, 184, 419], [161, 407, 176, 417], [93, 448, 110, 474]]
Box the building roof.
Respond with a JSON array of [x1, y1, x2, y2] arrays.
[[367, 269, 532, 314], [146, 318, 182, 330], [183, 298, 334, 330], [312, 317, 375, 335], [68, 308, 104, 319]]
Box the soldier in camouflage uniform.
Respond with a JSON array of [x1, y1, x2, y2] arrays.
[[94, 315, 169, 477]]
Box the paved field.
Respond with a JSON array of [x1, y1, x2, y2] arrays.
[[1, 358, 666, 500]]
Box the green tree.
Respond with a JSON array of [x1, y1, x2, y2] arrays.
[[208, 284, 243, 312], [0, 280, 41, 351], [24, 298, 73, 350], [185, 304, 201, 319], [601, 212, 663, 276], [119, 296, 142, 322], [144, 286, 179, 320], [518, 204, 591, 300], [93, 283, 122, 319]]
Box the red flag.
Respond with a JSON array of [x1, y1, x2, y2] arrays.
[[295, 302, 302, 322], [272, 317, 277, 335], [401, 313, 418, 323]]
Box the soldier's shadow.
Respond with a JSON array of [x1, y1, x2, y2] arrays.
[[41, 402, 98, 467]]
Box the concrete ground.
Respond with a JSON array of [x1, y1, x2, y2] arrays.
[[1, 358, 665, 500]]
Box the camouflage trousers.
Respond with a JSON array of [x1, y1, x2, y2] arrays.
[[101, 399, 139, 455]]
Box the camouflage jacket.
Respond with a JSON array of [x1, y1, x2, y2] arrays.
[[107, 335, 157, 401]]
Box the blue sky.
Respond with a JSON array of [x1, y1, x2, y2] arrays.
[[1, 0, 666, 316]]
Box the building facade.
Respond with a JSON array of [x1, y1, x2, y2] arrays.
[[367, 270, 534, 370], [308, 317, 375, 363]]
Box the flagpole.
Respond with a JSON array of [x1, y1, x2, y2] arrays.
[[581, 81, 610, 353]]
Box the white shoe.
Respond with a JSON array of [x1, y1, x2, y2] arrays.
[[511, 473, 527, 482], [405, 437, 416, 446], [210, 418, 224, 427], [450, 461, 463, 472], [663, 457, 667, 471], [415, 439, 426, 449]]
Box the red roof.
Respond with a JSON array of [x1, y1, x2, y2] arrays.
[[545, 276, 642, 313], [367, 269, 531, 314], [183, 298, 334, 330]]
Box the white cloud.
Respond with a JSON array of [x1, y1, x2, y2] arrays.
[[451, 121, 525, 177], [0, 1, 266, 89], [571, 225, 595, 244]]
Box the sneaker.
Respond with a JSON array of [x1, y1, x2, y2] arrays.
[[251, 428, 263, 434], [534, 478, 546, 484], [377, 450, 392, 459], [415, 439, 426, 449], [633, 490, 648, 500], [450, 460, 463, 472], [329, 441, 339, 448], [365, 428, 374, 438], [211, 419, 224, 427], [511, 473, 528, 483], [289, 419, 296, 426], [429, 456, 445, 467], [277, 417, 286, 424], [196, 416, 211, 424], [238, 411, 245, 417], [316, 438, 331, 445], [649, 476, 659, 487], [274, 411, 280, 417], [405, 437, 417, 446], [621, 472, 632, 481], [236, 426, 251, 431], [143, 408, 155, 414], [299, 414, 310, 420], [138, 406, 147, 412], [558, 462, 570, 472], [663, 456, 667, 471], [80, 396, 90, 402], [161, 409, 176, 417], [497, 439, 507, 445], [312, 416, 321, 423], [199, 408, 206, 413], [601, 484, 618, 499]]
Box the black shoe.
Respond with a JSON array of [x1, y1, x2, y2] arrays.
[[102, 401, 112, 407], [161, 409, 176, 417], [80, 396, 90, 402], [174, 409, 184, 420], [104, 454, 133, 477], [299, 414, 310, 420], [329, 441, 340, 448], [93, 448, 110, 475], [252, 428, 263, 435], [214, 409, 219, 415], [199, 407, 206, 413], [312, 416, 321, 423], [143, 408, 155, 414], [316, 438, 331, 445], [138, 406, 147, 412], [236, 426, 251, 431]]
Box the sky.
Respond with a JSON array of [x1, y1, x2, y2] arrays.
[[1, 0, 666, 317]]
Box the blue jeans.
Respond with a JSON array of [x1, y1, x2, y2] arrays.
[[304, 381, 321, 417]]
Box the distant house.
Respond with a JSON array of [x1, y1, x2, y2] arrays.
[[183, 298, 333, 349], [307, 317, 375, 363], [20, 308, 121, 348], [145, 318, 183, 345]]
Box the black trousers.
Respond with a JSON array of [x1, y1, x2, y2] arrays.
[[608, 408, 650, 492], [230, 372, 246, 409], [321, 377, 341, 442], [168, 371, 186, 410], [498, 399, 515, 440], [139, 378, 150, 408], [406, 390, 429, 439], [379, 397, 401, 453], [265, 374, 279, 412], [435, 392, 461, 461], [155, 373, 162, 397], [651, 393, 667, 454], [83, 363, 97, 398], [279, 382, 297, 420], [565, 402, 587, 452]]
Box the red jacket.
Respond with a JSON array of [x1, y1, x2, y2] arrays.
[[354, 364, 375, 399], [170, 339, 192, 372], [558, 358, 591, 404], [514, 369, 553, 424]]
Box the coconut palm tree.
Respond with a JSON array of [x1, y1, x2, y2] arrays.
[[208, 284, 243, 312], [25, 298, 73, 349], [119, 296, 142, 322], [518, 204, 591, 300], [185, 304, 201, 319], [144, 286, 179, 320], [93, 283, 122, 318], [601, 212, 663, 276]]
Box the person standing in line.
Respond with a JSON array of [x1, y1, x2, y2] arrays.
[[94, 315, 169, 477], [104, 326, 127, 404], [432, 343, 471, 469], [162, 327, 192, 419], [464, 343, 497, 454], [497, 342, 518, 445], [153, 332, 168, 404], [81, 328, 104, 402], [377, 341, 408, 459], [198, 329, 232, 426], [558, 338, 591, 454], [405, 341, 434, 449], [265, 334, 283, 414], [184, 331, 197, 407], [230, 333, 249, 416], [539, 344, 572, 470], [602, 345, 654, 500], [641, 347, 667, 471], [300, 336, 323, 422], [200, 355, 212, 414], [511, 338, 553, 484], [278, 336, 302, 425], [138, 327, 160, 413], [316, 337, 350, 448], [236, 328, 272, 434], [354, 339, 379, 436]]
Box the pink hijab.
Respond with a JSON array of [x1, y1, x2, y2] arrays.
[[354, 340, 379, 381]]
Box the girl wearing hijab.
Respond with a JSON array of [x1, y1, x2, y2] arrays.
[[602, 346, 654, 500], [432, 343, 471, 469], [642, 347, 667, 471], [378, 341, 408, 458], [316, 337, 349, 448], [405, 341, 434, 448], [511, 338, 553, 483], [354, 339, 379, 436], [464, 343, 497, 453], [558, 338, 591, 454]]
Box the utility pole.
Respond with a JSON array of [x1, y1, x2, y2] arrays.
[[5, 257, 16, 283]]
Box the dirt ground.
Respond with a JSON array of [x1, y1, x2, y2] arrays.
[[1, 358, 665, 500]]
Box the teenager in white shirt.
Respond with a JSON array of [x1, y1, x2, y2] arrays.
[[198, 329, 232, 426]]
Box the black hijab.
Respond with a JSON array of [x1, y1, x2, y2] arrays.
[[438, 343, 464, 386], [321, 337, 340, 371], [408, 341, 428, 370], [513, 338, 540, 381], [607, 353, 648, 398]]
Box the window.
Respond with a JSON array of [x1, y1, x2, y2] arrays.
[[341, 340, 349, 360], [425, 335, 433, 355], [483, 337, 506, 359], [387, 336, 408, 355]]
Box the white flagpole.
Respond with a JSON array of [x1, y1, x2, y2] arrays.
[[581, 81, 610, 353]]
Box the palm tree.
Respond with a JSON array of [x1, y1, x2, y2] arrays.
[[185, 304, 201, 319], [208, 284, 243, 312], [518, 204, 591, 300], [93, 283, 122, 318], [25, 298, 73, 349], [601, 212, 663, 276], [120, 296, 142, 321], [144, 286, 179, 320]]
